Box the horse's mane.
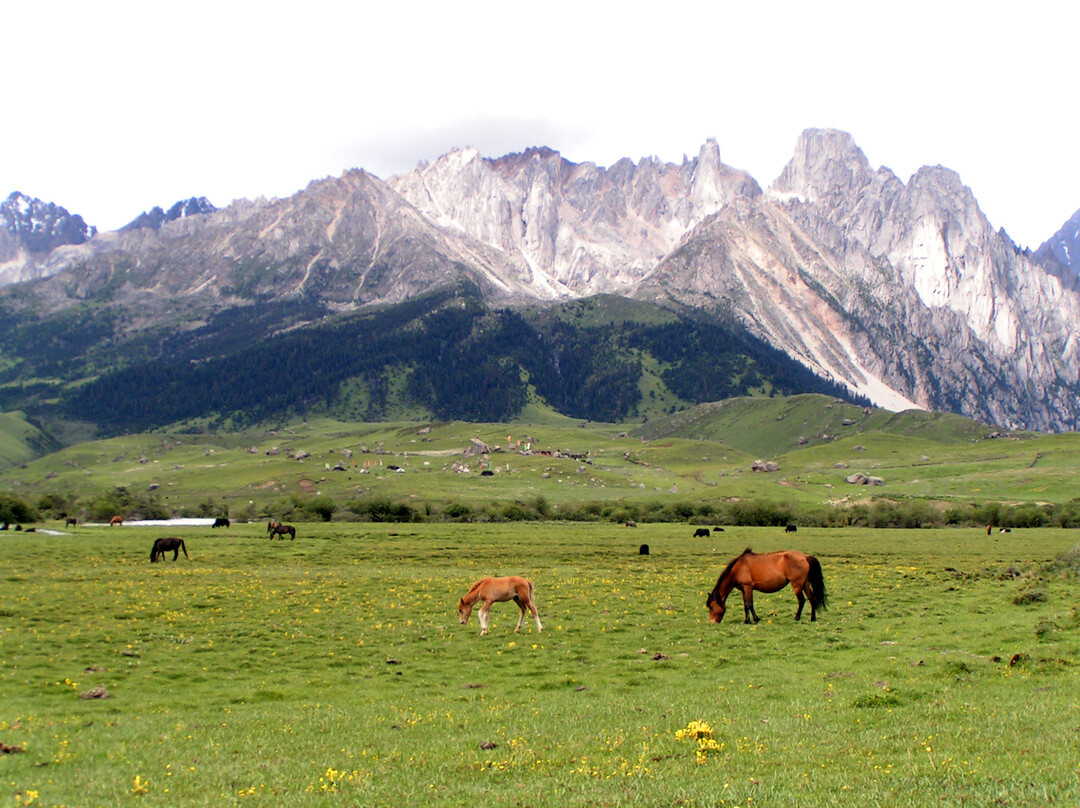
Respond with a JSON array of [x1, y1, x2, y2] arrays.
[[463, 579, 488, 599], [709, 547, 754, 599]]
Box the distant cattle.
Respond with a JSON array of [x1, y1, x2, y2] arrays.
[[110, 516, 124, 527], [639, 544, 650, 555], [480, 470, 495, 476], [713, 527, 725, 532], [65, 518, 78, 528], [785, 524, 798, 533], [693, 528, 711, 538], [1000, 527, 1012, 533], [625, 520, 637, 528], [211, 517, 230, 528]]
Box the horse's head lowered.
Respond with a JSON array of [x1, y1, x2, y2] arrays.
[[458, 598, 473, 625], [706, 591, 727, 623]]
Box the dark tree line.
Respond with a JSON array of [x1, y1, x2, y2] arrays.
[[61, 286, 868, 432]]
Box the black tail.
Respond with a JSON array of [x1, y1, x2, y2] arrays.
[[180, 540, 189, 559], [807, 556, 828, 612]]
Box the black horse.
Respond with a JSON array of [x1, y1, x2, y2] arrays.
[[268, 523, 296, 540], [151, 537, 189, 562], [212, 517, 230, 528]]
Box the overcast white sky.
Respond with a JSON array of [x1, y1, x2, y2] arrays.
[[4, 1, 1077, 248]]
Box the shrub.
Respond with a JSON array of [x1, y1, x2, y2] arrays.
[[301, 496, 337, 522], [1013, 588, 1046, 605], [88, 486, 171, 520], [348, 498, 417, 523], [0, 494, 39, 525], [442, 502, 474, 521], [1044, 545, 1080, 577]]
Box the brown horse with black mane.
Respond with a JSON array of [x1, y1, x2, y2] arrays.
[[706, 547, 827, 624], [458, 576, 542, 635]]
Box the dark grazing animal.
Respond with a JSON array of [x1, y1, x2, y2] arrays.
[[211, 517, 230, 528], [693, 528, 711, 538], [65, 518, 78, 528], [269, 523, 296, 540], [706, 547, 827, 624], [639, 544, 650, 555], [150, 537, 189, 562], [785, 524, 798, 533]]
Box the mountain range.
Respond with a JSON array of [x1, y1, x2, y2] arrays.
[[2, 129, 1079, 439]]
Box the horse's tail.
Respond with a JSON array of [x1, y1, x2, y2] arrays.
[[180, 540, 189, 559], [806, 556, 828, 612]]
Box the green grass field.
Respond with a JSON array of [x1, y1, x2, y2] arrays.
[[2, 523, 1078, 807]]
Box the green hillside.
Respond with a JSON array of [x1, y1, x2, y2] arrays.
[[0, 410, 60, 469], [633, 394, 1005, 455], [1, 286, 867, 442], [3, 396, 1077, 528]]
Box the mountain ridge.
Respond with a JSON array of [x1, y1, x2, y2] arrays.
[[2, 130, 1079, 434]]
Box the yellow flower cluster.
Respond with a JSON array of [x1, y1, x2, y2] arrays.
[[307, 767, 368, 793], [675, 720, 724, 765]]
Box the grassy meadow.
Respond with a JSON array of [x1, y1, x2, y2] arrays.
[[2, 522, 1078, 807], [5, 401, 1080, 525]]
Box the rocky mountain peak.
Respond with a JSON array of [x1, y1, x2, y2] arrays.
[[391, 141, 760, 296], [122, 196, 218, 231], [770, 128, 875, 203], [1, 191, 96, 255], [1036, 207, 1080, 276]]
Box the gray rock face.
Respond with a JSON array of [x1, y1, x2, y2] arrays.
[[768, 129, 1080, 430], [1037, 208, 1080, 277], [0, 192, 97, 285], [390, 141, 761, 297], [11, 170, 535, 319], [122, 197, 218, 231]]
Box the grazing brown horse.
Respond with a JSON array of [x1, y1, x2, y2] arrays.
[[150, 537, 189, 562], [458, 576, 542, 635], [65, 518, 78, 528], [109, 515, 124, 527], [268, 523, 296, 540], [706, 548, 827, 624]]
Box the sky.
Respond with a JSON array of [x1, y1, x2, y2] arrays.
[[4, 0, 1078, 249]]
